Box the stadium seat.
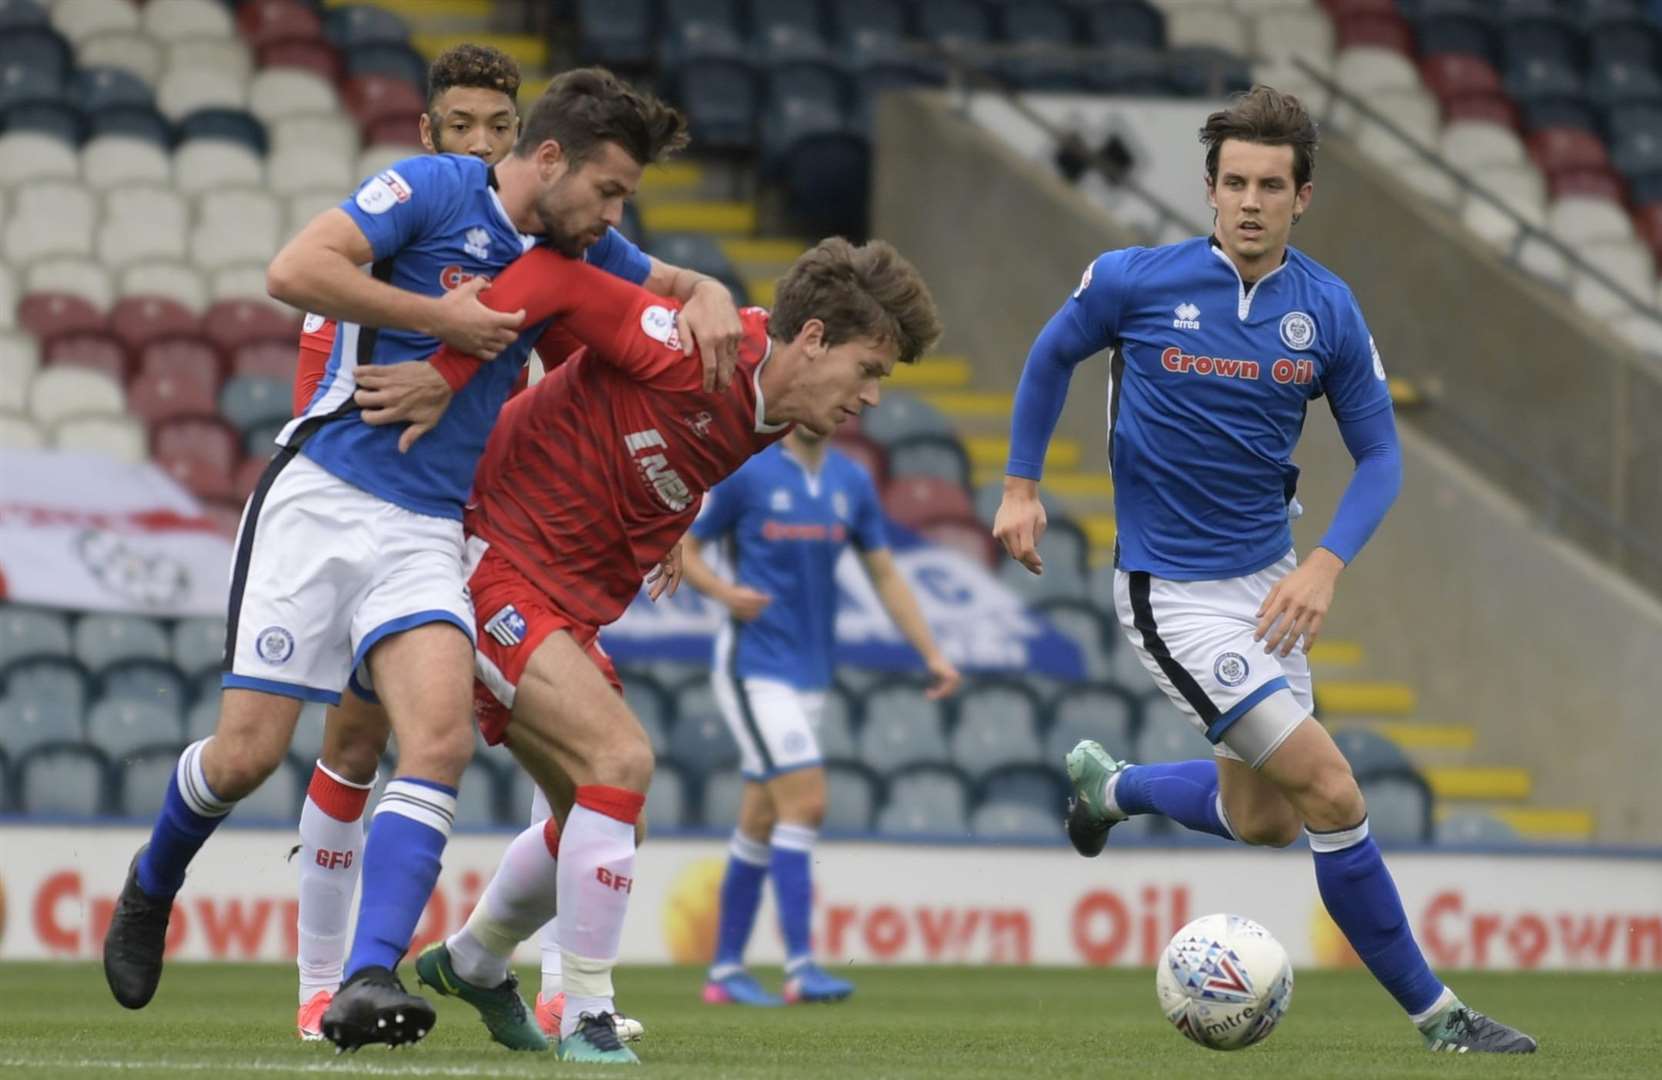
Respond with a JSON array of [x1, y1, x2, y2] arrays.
[[2, 183, 95, 263], [152, 416, 242, 500], [0, 411, 41, 449], [27, 366, 124, 426], [193, 188, 283, 270], [575, 0, 655, 69], [258, 38, 342, 85], [619, 672, 672, 754], [669, 680, 740, 773], [0, 694, 69, 756], [77, 32, 164, 89], [171, 617, 225, 675], [977, 761, 1066, 822], [645, 762, 687, 829], [886, 433, 971, 489], [1459, 167, 1547, 247], [43, 333, 129, 384], [208, 301, 298, 357], [156, 69, 249, 123], [918, 516, 998, 570], [823, 759, 880, 831], [116, 263, 207, 314], [325, 3, 411, 50], [951, 681, 1045, 779], [228, 338, 297, 383], [177, 107, 267, 155], [1045, 682, 1139, 764], [216, 375, 290, 435], [877, 764, 970, 835], [1572, 240, 1654, 318], [144, 0, 236, 42], [1033, 599, 1121, 684], [670, 56, 760, 153], [344, 44, 428, 92], [172, 140, 264, 196], [0, 606, 71, 666], [249, 68, 339, 126], [4, 25, 72, 84], [1419, 53, 1502, 104], [859, 391, 954, 446], [356, 142, 415, 179], [1134, 698, 1214, 763], [118, 744, 186, 819], [239, 0, 324, 50], [1251, 6, 1335, 70], [17, 742, 111, 816], [234, 754, 303, 822], [882, 475, 973, 531], [1333, 46, 1422, 95], [98, 185, 190, 268], [968, 801, 1056, 838], [1434, 811, 1518, 846], [995, 2, 1086, 91], [1, 98, 86, 145], [110, 298, 203, 360], [266, 145, 354, 200], [1330, 728, 1414, 776], [828, 429, 887, 487], [453, 759, 501, 827], [341, 74, 426, 135], [1165, 4, 1248, 55], [0, 332, 41, 412], [1439, 119, 1526, 170], [857, 679, 949, 773], [996, 539, 1089, 605], [166, 36, 253, 84], [828, 0, 907, 46], [270, 112, 359, 165], [700, 769, 744, 827], [0, 0, 47, 34], [185, 697, 219, 743], [1549, 189, 1634, 245], [86, 103, 172, 151], [816, 684, 860, 761], [1358, 769, 1432, 845], [765, 103, 869, 235], [50, 413, 147, 462], [233, 454, 267, 501], [74, 613, 171, 672], [87, 697, 185, 759], [80, 134, 170, 189]]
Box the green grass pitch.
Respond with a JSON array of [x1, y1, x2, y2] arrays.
[[1, 963, 1657, 1078]]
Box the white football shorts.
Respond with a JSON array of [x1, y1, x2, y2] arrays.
[[1113, 549, 1314, 768], [711, 643, 827, 781], [222, 450, 475, 704]]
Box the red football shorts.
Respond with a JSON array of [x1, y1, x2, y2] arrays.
[[468, 543, 620, 746]]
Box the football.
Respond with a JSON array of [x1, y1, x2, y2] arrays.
[[1155, 913, 1295, 1051]]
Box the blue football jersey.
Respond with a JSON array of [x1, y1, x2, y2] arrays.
[[1064, 237, 1393, 579], [691, 443, 887, 690], [282, 153, 650, 519]]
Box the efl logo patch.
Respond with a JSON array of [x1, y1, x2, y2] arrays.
[[1278, 311, 1315, 352], [1214, 651, 1249, 688], [355, 168, 411, 215], [484, 605, 528, 648], [639, 304, 682, 350], [1073, 260, 1094, 298], [256, 626, 295, 665], [1370, 335, 1386, 381], [302, 312, 326, 334]]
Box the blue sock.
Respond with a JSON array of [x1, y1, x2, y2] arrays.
[[770, 823, 816, 970], [710, 830, 770, 976], [345, 778, 456, 977], [136, 739, 235, 898], [1311, 819, 1445, 1017], [1113, 760, 1235, 840]]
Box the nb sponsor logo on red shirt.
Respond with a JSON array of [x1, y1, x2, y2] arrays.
[[440, 265, 493, 291]]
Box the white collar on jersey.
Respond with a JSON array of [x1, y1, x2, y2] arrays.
[[486, 187, 537, 252], [781, 440, 826, 496], [1209, 238, 1289, 322], [750, 336, 789, 434]]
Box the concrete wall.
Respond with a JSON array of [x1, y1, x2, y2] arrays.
[[873, 91, 1661, 841]]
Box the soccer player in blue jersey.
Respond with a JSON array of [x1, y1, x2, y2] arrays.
[[995, 87, 1536, 1054], [679, 426, 962, 1006], [102, 68, 740, 1052]]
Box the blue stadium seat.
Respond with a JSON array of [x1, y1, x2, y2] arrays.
[[1613, 128, 1662, 183], [1081, 43, 1175, 95], [829, 0, 910, 46], [915, 0, 994, 47], [0, 0, 47, 34], [117, 744, 183, 819], [670, 44, 760, 153], [819, 683, 860, 760], [1134, 697, 1214, 763], [620, 671, 672, 756], [89, 105, 173, 148], [859, 390, 954, 447], [324, 3, 410, 49], [648, 231, 741, 288], [646, 760, 688, 829], [754, 0, 828, 42], [1034, 599, 1118, 684], [575, 0, 655, 68], [759, 23, 837, 66], [885, 433, 971, 488], [86, 698, 184, 759], [951, 680, 1045, 779], [171, 617, 225, 676], [1411, 2, 1498, 65], [1434, 811, 1518, 846], [178, 107, 268, 155], [0, 27, 72, 86], [1587, 60, 1662, 114], [234, 754, 305, 823], [1080, 1, 1164, 50], [219, 375, 291, 434], [1358, 768, 1432, 845], [0, 60, 63, 113], [0, 607, 72, 665], [1331, 728, 1414, 777], [968, 801, 1055, 839], [0, 695, 68, 757], [453, 758, 502, 827], [1586, 10, 1661, 69], [98, 658, 188, 715], [344, 44, 428, 93], [75, 67, 154, 112], [876, 763, 969, 834], [767, 105, 870, 236], [1044, 682, 1139, 763], [1164, 47, 1254, 99], [664, 0, 743, 32], [767, 63, 851, 116], [2, 655, 93, 717], [846, 31, 947, 97], [857, 679, 949, 774], [700, 768, 744, 827], [0, 99, 83, 144], [19, 742, 112, 816], [669, 680, 740, 773], [1498, 10, 1584, 72], [1522, 96, 1601, 135], [823, 758, 880, 831], [74, 613, 172, 672], [977, 762, 1065, 818], [999, 2, 1086, 91]]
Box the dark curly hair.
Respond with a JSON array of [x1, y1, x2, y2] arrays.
[[427, 43, 521, 111], [515, 66, 688, 167], [770, 238, 942, 365]]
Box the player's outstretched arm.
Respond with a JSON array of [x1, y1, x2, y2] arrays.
[[680, 535, 771, 621], [858, 548, 961, 700]]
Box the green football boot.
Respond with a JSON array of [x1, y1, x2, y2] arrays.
[[1065, 739, 1130, 857], [414, 941, 547, 1052], [1419, 1000, 1538, 1054], [559, 1011, 641, 1064]]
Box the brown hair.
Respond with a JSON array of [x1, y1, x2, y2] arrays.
[[427, 43, 521, 111], [514, 66, 688, 166], [1200, 85, 1319, 189], [770, 238, 942, 365]]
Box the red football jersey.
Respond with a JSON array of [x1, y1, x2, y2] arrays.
[[293, 315, 336, 415], [441, 250, 787, 627]]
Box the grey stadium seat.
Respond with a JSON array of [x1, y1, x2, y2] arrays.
[[1045, 683, 1138, 762], [1035, 599, 1119, 683], [171, 616, 225, 674], [1110, 811, 1173, 842], [0, 747, 9, 811], [19, 743, 111, 817], [646, 762, 687, 830], [290, 702, 328, 764], [1359, 770, 1432, 846], [885, 433, 971, 489], [823, 759, 879, 831], [700, 769, 744, 829], [0, 605, 72, 664], [233, 755, 303, 823], [817, 684, 859, 760], [86, 698, 184, 758], [1134, 698, 1215, 763], [73, 612, 171, 670], [1332, 728, 1414, 777], [974, 479, 1062, 530], [1, 656, 92, 716], [858, 391, 954, 447], [950, 681, 1045, 779], [620, 673, 671, 756], [98, 658, 187, 714], [857, 680, 949, 774], [119, 745, 184, 819], [877, 764, 969, 835], [969, 802, 1057, 839], [453, 759, 503, 827], [977, 763, 1066, 818], [0, 695, 71, 756], [1434, 812, 1518, 846], [669, 681, 739, 773], [185, 696, 220, 743], [997, 546, 1089, 605]]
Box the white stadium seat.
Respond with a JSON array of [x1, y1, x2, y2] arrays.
[[171, 140, 264, 195], [0, 333, 41, 412], [82, 136, 173, 190], [248, 68, 340, 125], [156, 66, 249, 121], [357, 143, 416, 180], [165, 37, 253, 82], [265, 145, 354, 197], [51, 0, 141, 43], [0, 411, 44, 450], [26, 257, 114, 310], [1439, 120, 1526, 170], [1549, 194, 1635, 247], [196, 188, 282, 237], [210, 263, 282, 307], [98, 186, 191, 268], [1354, 88, 1440, 166], [0, 261, 15, 330], [118, 261, 208, 311], [27, 366, 125, 426], [51, 414, 148, 463], [1395, 161, 1460, 208], [193, 188, 282, 270], [77, 31, 164, 87], [1333, 46, 1420, 94], [2, 183, 97, 263], [1515, 235, 1571, 287], [0, 132, 78, 185], [1617, 310, 1662, 354], [285, 188, 345, 241], [1251, 8, 1334, 72], [270, 113, 361, 163], [1458, 164, 1546, 243], [143, 0, 236, 41], [1571, 240, 1654, 320], [1164, 6, 1246, 52]]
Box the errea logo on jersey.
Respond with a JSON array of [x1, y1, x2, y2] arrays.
[[463, 227, 491, 260], [624, 428, 693, 511], [1172, 302, 1201, 330]]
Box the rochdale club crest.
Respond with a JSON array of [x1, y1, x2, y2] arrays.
[[256, 626, 295, 665], [1214, 651, 1249, 688], [1278, 311, 1315, 352]]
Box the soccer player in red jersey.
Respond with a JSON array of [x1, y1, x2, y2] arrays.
[[390, 237, 942, 1062]]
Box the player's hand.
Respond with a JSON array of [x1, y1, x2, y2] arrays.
[[1255, 548, 1345, 657], [725, 585, 772, 622], [679, 279, 742, 392], [429, 276, 524, 360], [992, 478, 1047, 574], [922, 653, 962, 700], [647, 543, 684, 601], [353, 361, 452, 453]]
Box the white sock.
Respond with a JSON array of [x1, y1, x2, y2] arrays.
[[557, 791, 641, 1038], [528, 786, 563, 999], [1411, 986, 1458, 1026], [295, 761, 373, 1002], [1102, 768, 1127, 820], [446, 817, 561, 988]]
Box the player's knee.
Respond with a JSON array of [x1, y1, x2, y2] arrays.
[[590, 726, 654, 792], [205, 734, 288, 801], [778, 792, 826, 829], [320, 718, 387, 785], [1301, 761, 1364, 830], [394, 718, 476, 785], [1235, 811, 1303, 849]]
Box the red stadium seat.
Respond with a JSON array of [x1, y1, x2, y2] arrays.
[[1527, 127, 1612, 177], [258, 40, 342, 84], [230, 338, 299, 381], [200, 498, 245, 537], [1443, 92, 1521, 131], [17, 292, 105, 344], [919, 515, 997, 570], [234, 453, 270, 501], [1419, 54, 1501, 103], [881, 475, 974, 531], [43, 332, 130, 383], [342, 75, 426, 134], [238, 0, 324, 49], [1325, 0, 1398, 17], [1633, 203, 1662, 263], [128, 368, 221, 425], [138, 336, 223, 384], [829, 429, 888, 489], [366, 113, 423, 147], [1335, 13, 1415, 55], [109, 297, 201, 356], [203, 299, 299, 355], [1548, 168, 1625, 202], [152, 416, 241, 500]]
